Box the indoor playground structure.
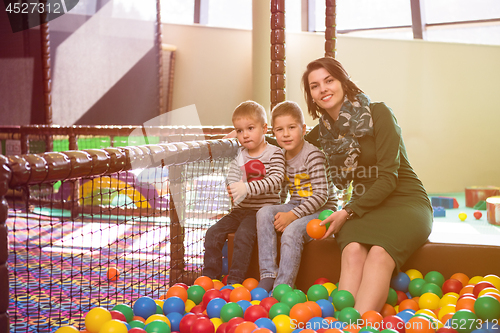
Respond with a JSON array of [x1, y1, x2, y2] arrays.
[[2, 0, 500, 333]]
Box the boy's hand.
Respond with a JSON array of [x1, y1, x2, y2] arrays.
[[274, 211, 298, 232], [319, 210, 349, 239], [223, 130, 237, 139], [228, 181, 247, 205]]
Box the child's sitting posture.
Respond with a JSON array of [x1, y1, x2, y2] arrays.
[[257, 101, 338, 292], [202, 101, 285, 284]]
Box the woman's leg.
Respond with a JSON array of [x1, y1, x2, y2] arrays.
[[338, 242, 369, 299], [355, 245, 395, 314]]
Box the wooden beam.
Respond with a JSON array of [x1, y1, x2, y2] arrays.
[[410, 0, 426, 39]]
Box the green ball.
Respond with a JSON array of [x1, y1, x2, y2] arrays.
[[307, 284, 329, 302], [294, 289, 307, 303], [450, 310, 479, 333], [145, 320, 171, 333], [420, 282, 443, 298], [111, 304, 134, 322], [332, 290, 355, 311], [318, 209, 334, 221], [381, 330, 399, 333], [156, 304, 163, 314], [220, 302, 244, 322], [360, 326, 379, 333], [269, 302, 291, 319], [273, 284, 293, 302], [129, 320, 146, 329], [280, 291, 301, 309], [424, 271, 445, 288], [338, 306, 361, 325], [474, 295, 500, 321], [330, 288, 339, 298], [386, 288, 398, 307], [408, 278, 426, 297], [187, 285, 205, 305]]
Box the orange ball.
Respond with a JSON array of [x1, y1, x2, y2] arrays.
[[306, 219, 326, 239], [289, 303, 314, 326], [304, 301, 322, 318], [450, 273, 470, 288], [344, 324, 362, 333], [106, 267, 119, 281], [399, 298, 420, 312], [230, 287, 252, 302], [324, 329, 344, 333], [234, 321, 258, 333], [166, 285, 188, 302], [132, 316, 145, 323], [361, 310, 383, 328], [195, 276, 215, 291], [213, 280, 225, 290], [456, 296, 476, 312], [405, 315, 436, 333], [459, 285, 474, 296], [380, 303, 397, 317], [242, 278, 259, 291]]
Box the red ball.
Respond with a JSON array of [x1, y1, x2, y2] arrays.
[[190, 304, 206, 315], [473, 211, 482, 220], [174, 282, 189, 290], [437, 328, 459, 333], [190, 316, 215, 333], [110, 310, 127, 322], [222, 275, 228, 285], [243, 304, 269, 322], [382, 315, 405, 333], [473, 281, 496, 298], [314, 277, 331, 285], [226, 317, 245, 332], [442, 279, 464, 295], [259, 297, 279, 312], [216, 322, 229, 333], [128, 328, 147, 333], [396, 290, 408, 305], [179, 313, 198, 333], [203, 289, 224, 308], [221, 288, 232, 302]]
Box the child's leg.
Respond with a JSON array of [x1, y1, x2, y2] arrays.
[[202, 210, 242, 279], [227, 209, 259, 284], [274, 211, 320, 288], [256, 204, 296, 291]]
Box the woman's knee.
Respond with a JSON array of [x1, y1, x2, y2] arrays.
[[368, 246, 396, 268], [342, 242, 368, 265]]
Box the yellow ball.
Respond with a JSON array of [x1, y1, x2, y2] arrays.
[[272, 314, 294, 333], [469, 276, 484, 285], [438, 305, 456, 320], [419, 292, 441, 310], [211, 317, 223, 330], [185, 299, 196, 312], [85, 307, 112, 333], [145, 314, 170, 326], [231, 283, 244, 288], [323, 282, 337, 295], [483, 274, 500, 289], [406, 269, 424, 280], [54, 327, 79, 333], [98, 319, 128, 333], [154, 300, 164, 308], [458, 212, 467, 221], [251, 300, 261, 305], [439, 293, 459, 307], [478, 287, 500, 297], [416, 309, 438, 319]]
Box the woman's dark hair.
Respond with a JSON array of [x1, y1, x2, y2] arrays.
[[301, 57, 363, 119]]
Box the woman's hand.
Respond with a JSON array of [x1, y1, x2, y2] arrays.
[[274, 211, 298, 232], [319, 209, 350, 239]]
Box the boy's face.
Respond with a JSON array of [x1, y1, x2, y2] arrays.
[[273, 115, 306, 154], [233, 117, 267, 151]]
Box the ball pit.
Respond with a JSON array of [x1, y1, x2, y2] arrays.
[[57, 271, 500, 333]]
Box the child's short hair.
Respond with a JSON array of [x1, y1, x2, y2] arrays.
[[232, 101, 267, 125], [271, 101, 305, 127]]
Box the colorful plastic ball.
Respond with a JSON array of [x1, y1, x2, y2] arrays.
[[166, 285, 188, 302], [473, 211, 482, 220], [234, 321, 259, 333], [270, 303, 292, 319], [251, 287, 270, 301], [210, 317, 223, 331], [206, 298, 227, 318], [242, 278, 259, 291], [338, 307, 361, 325], [409, 278, 427, 297], [179, 313, 198, 332], [145, 314, 170, 326], [112, 304, 134, 322], [190, 316, 215, 333], [185, 299, 196, 312], [399, 299, 420, 312], [110, 310, 127, 322], [129, 320, 146, 329], [272, 314, 294, 333], [203, 289, 225, 308], [99, 319, 128, 333], [481, 320, 500, 333], [306, 316, 326, 331], [395, 309, 415, 323], [281, 291, 301, 309], [221, 288, 233, 302], [451, 310, 479, 333], [391, 272, 411, 293], [187, 285, 206, 305], [107, 267, 120, 281], [405, 315, 436, 333], [323, 282, 337, 295], [306, 218, 327, 239], [230, 286, 252, 302], [483, 274, 500, 290], [244, 304, 269, 322], [133, 297, 158, 320], [195, 276, 215, 291], [316, 299, 335, 318], [361, 310, 383, 329], [220, 302, 244, 322], [85, 307, 112, 333], [380, 303, 397, 318], [332, 290, 355, 311], [307, 284, 329, 302], [260, 297, 280, 312], [458, 212, 467, 221], [190, 304, 206, 316], [55, 327, 79, 333], [443, 279, 464, 295], [360, 326, 379, 333], [406, 269, 424, 281], [474, 295, 500, 321], [473, 281, 496, 298], [294, 289, 308, 304], [289, 303, 314, 326], [237, 300, 253, 313], [273, 284, 294, 302], [450, 273, 470, 288], [255, 317, 277, 331], [304, 301, 323, 318], [421, 283, 443, 298], [381, 315, 405, 333], [386, 288, 398, 307], [425, 271, 446, 288], [165, 312, 182, 332], [162, 296, 185, 315], [469, 276, 484, 285]]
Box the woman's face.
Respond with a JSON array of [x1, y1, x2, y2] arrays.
[[308, 67, 344, 116]]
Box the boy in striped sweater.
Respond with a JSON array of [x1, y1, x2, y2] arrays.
[[256, 101, 338, 292], [202, 101, 286, 284]]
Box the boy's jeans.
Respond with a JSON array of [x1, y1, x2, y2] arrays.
[[202, 208, 257, 284], [257, 202, 320, 288]]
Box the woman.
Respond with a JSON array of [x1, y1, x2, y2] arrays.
[[302, 57, 432, 314]]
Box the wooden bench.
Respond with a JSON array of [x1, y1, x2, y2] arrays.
[[227, 233, 500, 291]]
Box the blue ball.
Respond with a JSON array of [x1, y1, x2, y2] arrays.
[[166, 312, 183, 332], [390, 272, 411, 292], [206, 298, 227, 318], [255, 317, 277, 333], [133, 296, 157, 319], [316, 299, 335, 318], [308, 316, 329, 331], [162, 296, 185, 315], [220, 285, 235, 291], [251, 287, 269, 301], [482, 321, 500, 333], [237, 300, 252, 313], [396, 309, 415, 323]]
